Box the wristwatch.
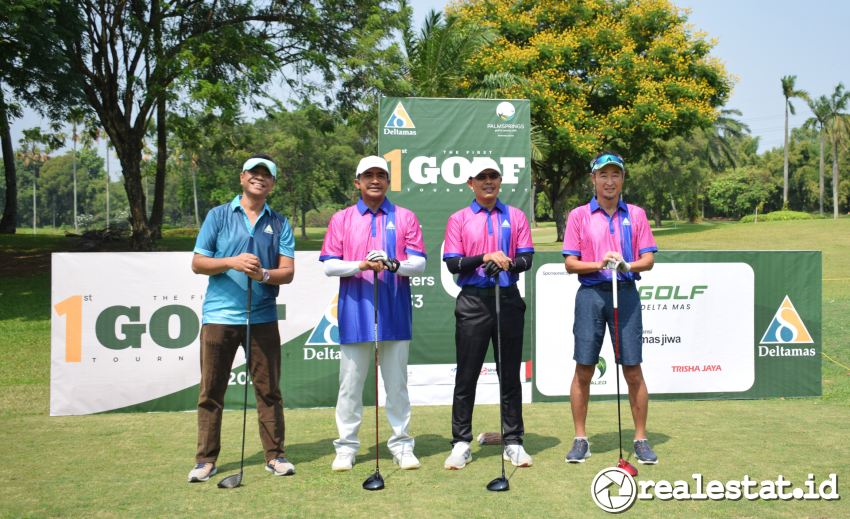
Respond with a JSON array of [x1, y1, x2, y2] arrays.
[[260, 268, 270, 283]]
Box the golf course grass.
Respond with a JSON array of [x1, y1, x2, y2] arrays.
[[1, 218, 848, 518]]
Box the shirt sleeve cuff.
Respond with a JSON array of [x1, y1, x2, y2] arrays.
[[193, 247, 214, 257], [639, 247, 658, 254], [442, 252, 462, 260], [562, 249, 580, 257], [516, 247, 535, 254], [405, 247, 427, 258], [319, 254, 343, 261]]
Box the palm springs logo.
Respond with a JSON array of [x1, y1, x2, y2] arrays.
[[305, 295, 340, 346], [591, 467, 637, 513], [496, 101, 515, 121], [385, 102, 415, 129], [760, 295, 813, 344]]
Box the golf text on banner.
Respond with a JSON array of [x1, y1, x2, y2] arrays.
[[377, 97, 535, 407]]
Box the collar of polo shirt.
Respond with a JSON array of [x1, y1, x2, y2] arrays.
[[470, 198, 507, 213], [357, 197, 393, 215]]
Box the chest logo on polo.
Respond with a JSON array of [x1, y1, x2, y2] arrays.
[[263, 224, 274, 234], [386, 221, 396, 231], [501, 220, 511, 228], [622, 218, 631, 226]]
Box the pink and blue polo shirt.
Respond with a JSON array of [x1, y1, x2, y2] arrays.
[[562, 196, 657, 286], [320, 198, 426, 344], [443, 199, 534, 288]]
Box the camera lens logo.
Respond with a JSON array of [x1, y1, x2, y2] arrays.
[[496, 101, 515, 121], [591, 467, 637, 513]]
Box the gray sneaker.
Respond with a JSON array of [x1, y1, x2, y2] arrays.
[[187, 462, 217, 482], [634, 439, 658, 464], [565, 438, 591, 463], [265, 457, 296, 476]]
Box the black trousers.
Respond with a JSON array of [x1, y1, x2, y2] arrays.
[[451, 285, 526, 445]]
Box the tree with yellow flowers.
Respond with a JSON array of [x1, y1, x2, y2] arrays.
[[451, 0, 732, 239]]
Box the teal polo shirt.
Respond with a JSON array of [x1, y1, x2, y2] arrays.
[[194, 196, 295, 324]]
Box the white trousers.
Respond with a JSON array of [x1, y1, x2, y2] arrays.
[[334, 340, 414, 456]]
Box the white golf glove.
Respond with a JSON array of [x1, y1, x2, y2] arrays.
[[366, 250, 388, 262], [617, 261, 631, 273]]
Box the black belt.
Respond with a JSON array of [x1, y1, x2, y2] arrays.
[[460, 285, 520, 297], [587, 281, 635, 291]]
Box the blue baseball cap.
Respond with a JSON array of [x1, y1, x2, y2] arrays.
[[242, 157, 277, 178], [590, 153, 625, 173]]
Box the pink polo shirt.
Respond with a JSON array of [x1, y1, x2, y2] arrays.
[[443, 199, 534, 288], [562, 197, 657, 286], [320, 197, 426, 344]]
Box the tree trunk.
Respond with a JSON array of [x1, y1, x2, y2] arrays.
[[300, 204, 308, 239], [783, 101, 789, 208], [819, 131, 825, 216], [833, 136, 840, 220], [0, 93, 17, 234], [552, 187, 568, 242], [115, 140, 152, 249], [149, 96, 167, 239]]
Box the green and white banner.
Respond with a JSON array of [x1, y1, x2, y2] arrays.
[[533, 251, 821, 401]]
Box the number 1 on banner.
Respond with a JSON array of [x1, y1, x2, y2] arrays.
[[55, 295, 82, 362], [384, 149, 402, 192]]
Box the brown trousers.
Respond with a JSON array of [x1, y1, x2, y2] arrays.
[[196, 322, 285, 464]]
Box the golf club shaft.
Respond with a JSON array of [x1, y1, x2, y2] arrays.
[[373, 273, 380, 473], [240, 278, 252, 476], [612, 271, 623, 461], [495, 281, 506, 479]]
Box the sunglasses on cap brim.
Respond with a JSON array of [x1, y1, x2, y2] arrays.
[[590, 154, 625, 172]]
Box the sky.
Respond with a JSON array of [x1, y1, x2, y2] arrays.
[[8, 0, 850, 172]]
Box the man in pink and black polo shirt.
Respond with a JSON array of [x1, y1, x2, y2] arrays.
[[320, 155, 427, 472], [562, 151, 659, 465], [442, 157, 535, 470]]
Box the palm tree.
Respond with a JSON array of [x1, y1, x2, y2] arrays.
[[804, 96, 832, 215], [703, 108, 750, 171], [780, 75, 809, 208], [824, 83, 850, 219]]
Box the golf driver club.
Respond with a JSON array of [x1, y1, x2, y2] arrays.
[[218, 277, 253, 489], [486, 269, 509, 492], [611, 264, 638, 478], [362, 273, 385, 491]]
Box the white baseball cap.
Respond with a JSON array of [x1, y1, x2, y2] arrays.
[[241, 157, 277, 178], [355, 155, 390, 178], [470, 157, 502, 177]]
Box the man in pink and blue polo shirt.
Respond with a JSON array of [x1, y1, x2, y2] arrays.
[[442, 157, 535, 470], [562, 151, 659, 465], [320, 155, 427, 472]]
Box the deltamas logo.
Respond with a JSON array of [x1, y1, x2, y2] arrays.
[[304, 295, 341, 361], [759, 295, 815, 357], [383, 102, 416, 136]]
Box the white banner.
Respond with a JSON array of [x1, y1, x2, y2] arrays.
[[535, 262, 755, 396]]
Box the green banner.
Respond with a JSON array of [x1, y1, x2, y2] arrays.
[[378, 97, 534, 366]]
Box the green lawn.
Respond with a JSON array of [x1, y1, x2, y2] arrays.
[[1, 218, 849, 518]]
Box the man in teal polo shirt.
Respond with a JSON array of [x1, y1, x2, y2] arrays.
[[188, 154, 296, 482]]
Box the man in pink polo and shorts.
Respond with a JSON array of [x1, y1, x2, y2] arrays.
[[442, 157, 535, 470], [562, 151, 658, 465], [320, 155, 427, 472]]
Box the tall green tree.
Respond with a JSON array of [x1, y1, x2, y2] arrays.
[[453, 0, 731, 240], [20, 0, 403, 249], [824, 83, 850, 219], [780, 75, 809, 208], [805, 95, 832, 215], [0, 0, 82, 232]]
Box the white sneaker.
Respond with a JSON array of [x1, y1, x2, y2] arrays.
[[444, 441, 472, 470], [187, 462, 217, 482], [393, 451, 421, 470], [503, 444, 533, 467], [332, 452, 355, 472]]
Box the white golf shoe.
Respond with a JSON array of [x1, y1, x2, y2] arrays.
[[444, 441, 472, 470], [503, 444, 533, 467], [393, 451, 421, 470], [331, 452, 355, 472]]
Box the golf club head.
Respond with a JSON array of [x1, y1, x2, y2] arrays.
[[486, 476, 510, 492], [618, 458, 638, 477], [362, 471, 385, 491], [217, 473, 243, 489]]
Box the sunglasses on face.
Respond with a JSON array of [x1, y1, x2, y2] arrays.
[[473, 172, 501, 181], [590, 153, 625, 171]]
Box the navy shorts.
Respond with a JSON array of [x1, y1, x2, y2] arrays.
[[573, 283, 643, 366]]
